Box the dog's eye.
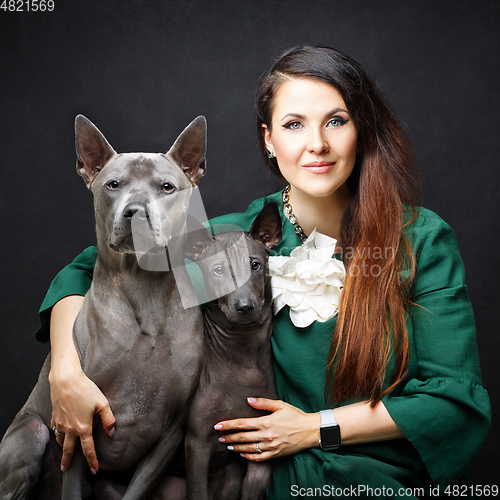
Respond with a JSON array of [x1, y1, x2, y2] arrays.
[[251, 260, 262, 271], [162, 182, 176, 194], [213, 265, 224, 276], [106, 180, 119, 190]]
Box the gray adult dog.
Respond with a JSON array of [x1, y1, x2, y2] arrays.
[[0, 115, 207, 500], [182, 201, 282, 500]]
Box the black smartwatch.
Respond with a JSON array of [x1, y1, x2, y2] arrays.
[[319, 409, 342, 450]]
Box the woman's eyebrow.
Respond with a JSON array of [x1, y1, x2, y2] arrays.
[[280, 112, 306, 121], [280, 108, 349, 122], [329, 107, 349, 115]]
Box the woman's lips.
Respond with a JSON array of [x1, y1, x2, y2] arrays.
[[301, 161, 336, 173]]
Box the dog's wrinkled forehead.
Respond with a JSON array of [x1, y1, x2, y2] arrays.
[[208, 232, 268, 259], [206, 231, 268, 262], [94, 152, 192, 190]]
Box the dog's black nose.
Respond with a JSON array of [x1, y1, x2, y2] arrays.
[[235, 299, 255, 314], [123, 203, 148, 220]]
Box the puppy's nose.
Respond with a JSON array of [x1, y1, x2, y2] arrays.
[[235, 299, 255, 314], [123, 202, 149, 220]]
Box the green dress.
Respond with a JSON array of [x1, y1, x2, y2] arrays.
[[36, 190, 491, 498]]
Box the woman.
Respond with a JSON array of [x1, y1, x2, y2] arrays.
[[37, 46, 490, 495]]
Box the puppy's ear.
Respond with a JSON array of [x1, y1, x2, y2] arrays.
[[184, 216, 213, 262], [167, 116, 207, 186], [249, 201, 282, 251], [75, 115, 116, 189]]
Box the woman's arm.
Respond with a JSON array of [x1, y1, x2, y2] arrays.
[[48, 295, 115, 474], [214, 397, 402, 461]]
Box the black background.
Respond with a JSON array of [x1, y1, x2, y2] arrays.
[[1, 0, 498, 485]]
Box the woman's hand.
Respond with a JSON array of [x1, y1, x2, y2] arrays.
[[49, 364, 115, 474], [214, 398, 320, 461], [213, 398, 404, 463], [48, 295, 115, 474]]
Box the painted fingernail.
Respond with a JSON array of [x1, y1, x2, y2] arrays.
[[247, 397, 257, 403], [109, 427, 115, 437], [227, 445, 234, 451], [61, 465, 67, 472], [214, 424, 223, 430], [240, 453, 246, 458], [91, 468, 97, 475], [218, 437, 226, 443]]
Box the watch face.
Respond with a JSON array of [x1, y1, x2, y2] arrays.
[[320, 425, 341, 449]]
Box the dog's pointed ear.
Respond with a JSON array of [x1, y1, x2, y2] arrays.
[[184, 215, 213, 262], [75, 115, 116, 189], [167, 116, 207, 186], [249, 201, 282, 251]]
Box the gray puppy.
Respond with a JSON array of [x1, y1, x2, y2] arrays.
[[183, 201, 282, 500]]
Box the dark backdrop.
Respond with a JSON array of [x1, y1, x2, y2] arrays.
[[1, 0, 498, 485]]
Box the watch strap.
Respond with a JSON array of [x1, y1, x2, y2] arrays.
[[320, 409, 338, 426]]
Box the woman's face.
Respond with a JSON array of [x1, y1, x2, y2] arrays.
[[263, 78, 358, 199]]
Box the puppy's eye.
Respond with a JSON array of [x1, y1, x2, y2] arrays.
[[213, 265, 224, 276], [106, 180, 119, 190], [251, 260, 262, 271], [162, 182, 176, 194]]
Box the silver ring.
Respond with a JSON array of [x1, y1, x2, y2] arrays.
[[52, 426, 64, 437], [255, 442, 262, 454]]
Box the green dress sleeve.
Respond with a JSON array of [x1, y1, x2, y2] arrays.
[[35, 246, 97, 344], [382, 208, 491, 488], [208, 195, 269, 234]]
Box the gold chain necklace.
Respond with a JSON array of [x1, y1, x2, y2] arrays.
[[282, 185, 308, 243]]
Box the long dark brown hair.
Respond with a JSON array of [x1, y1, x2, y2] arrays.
[[255, 46, 422, 405]]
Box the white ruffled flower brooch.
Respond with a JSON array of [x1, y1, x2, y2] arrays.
[[269, 229, 346, 328]]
